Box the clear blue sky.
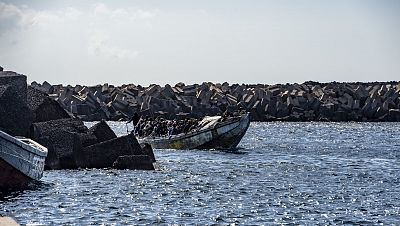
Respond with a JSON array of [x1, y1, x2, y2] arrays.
[[1, 0, 399, 86]]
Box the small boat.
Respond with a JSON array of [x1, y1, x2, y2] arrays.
[[0, 130, 48, 190], [139, 113, 250, 150]]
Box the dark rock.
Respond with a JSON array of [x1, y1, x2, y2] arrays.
[[332, 111, 348, 121], [0, 72, 32, 136], [388, 109, 400, 121], [112, 155, 155, 170], [0, 71, 27, 104], [40, 81, 54, 94], [88, 120, 117, 143], [39, 130, 82, 170], [76, 133, 142, 168], [140, 143, 156, 162], [0, 66, 3, 71], [0, 85, 33, 136], [26, 80, 400, 122], [77, 132, 98, 148], [29, 118, 88, 140], [29, 118, 91, 169], [27, 86, 71, 122]]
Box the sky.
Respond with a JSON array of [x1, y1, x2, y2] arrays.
[[0, 0, 399, 86]]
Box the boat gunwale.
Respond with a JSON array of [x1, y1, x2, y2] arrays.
[[0, 130, 48, 157], [139, 113, 249, 143]]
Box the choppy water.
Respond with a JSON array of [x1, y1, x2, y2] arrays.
[[1, 122, 400, 225]]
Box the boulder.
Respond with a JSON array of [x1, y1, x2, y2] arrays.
[[29, 118, 93, 169], [76, 133, 142, 168], [27, 86, 71, 122], [88, 120, 117, 143], [29, 118, 88, 140], [388, 109, 400, 121], [0, 85, 33, 136], [0, 71, 27, 104], [112, 155, 155, 170], [38, 130, 82, 169], [140, 143, 156, 162]]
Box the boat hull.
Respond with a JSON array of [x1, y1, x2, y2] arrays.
[[0, 159, 32, 189], [0, 130, 47, 190], [139, 113, 250, 150]]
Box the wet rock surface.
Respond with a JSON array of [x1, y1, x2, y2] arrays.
[[31, 81, 400, 122], [112, 155, 155, 170]]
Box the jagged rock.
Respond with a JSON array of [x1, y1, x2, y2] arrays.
[[29, 118, 88, 140], [88, 120, 117, 143], [0, 72, 32, 136], [27, 86, 71, 122], [29, 118, 93, 169], [388, 109, 400, 121], [36, 81, 54, 94], [140, 143, 156, 162], [112, 155, 155, 170], [39, 130, 82, 170], [0, 71, 27, 104], [76, 133, 142, 168], [29, 80, 400, 122]]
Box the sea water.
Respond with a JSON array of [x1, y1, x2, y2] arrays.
[[1, 122, 400, 225]]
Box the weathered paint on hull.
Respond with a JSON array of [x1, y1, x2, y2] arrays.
[[0, 159, 32, 189], [198, 113, 250, 149], [0, 130, 47, 189], [139, 113, 250, 150]]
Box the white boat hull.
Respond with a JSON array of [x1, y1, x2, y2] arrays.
[[0, 130, 47, 189], [139, 113, 250, 150]]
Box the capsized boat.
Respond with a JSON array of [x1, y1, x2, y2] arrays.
[[139, 113, 250, 150], [0, 130, 48, 190]]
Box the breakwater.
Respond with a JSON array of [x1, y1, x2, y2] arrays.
[[0, 69, 155, 172], [31, 81, 400, 122]]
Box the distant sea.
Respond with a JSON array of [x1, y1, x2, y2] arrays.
[[1, 122, 400, 225]]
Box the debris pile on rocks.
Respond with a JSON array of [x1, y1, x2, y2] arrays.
[[0, 69, 155, 170], [31, 81, 400, 122]]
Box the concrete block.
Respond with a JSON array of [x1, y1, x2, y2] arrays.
[[77, 133, 142, 168], [27, 86, 71, 123], [352, 99, 360, 109], [0, 71, 28, 103], [172, 86, 184, 95], [88, 120, 117, 143], [269, 87, 281, 96], [378, 85, 388, 96], [0, 85, 33, 137], [286, 96, 299, 108], [145, 84, 161, 97], [354, 86, 368, 99], [140, 143, 156, 162], [160, 84, 176, 99], [388, 109, 400, 121], [76, 104, 94, 115], [112, 155, 155, 170]]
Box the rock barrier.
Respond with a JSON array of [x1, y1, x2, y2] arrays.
[[0, 68, 155, 170], [31, 81, 400, 122]]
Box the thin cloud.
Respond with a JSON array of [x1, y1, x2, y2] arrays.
[[93, 3, 158, 21], [88, 30, 140, 59]]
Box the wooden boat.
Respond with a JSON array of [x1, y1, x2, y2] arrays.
[[0, 130, 48, 190], [139, 113, 250, 150]]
